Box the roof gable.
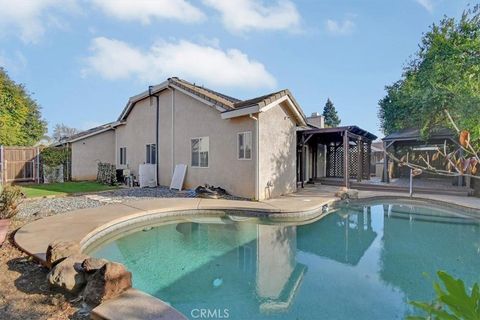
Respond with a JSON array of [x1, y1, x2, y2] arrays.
[[117, 77, 307, 126]]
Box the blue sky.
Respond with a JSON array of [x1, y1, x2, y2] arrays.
[[0, 0, 472, 139]]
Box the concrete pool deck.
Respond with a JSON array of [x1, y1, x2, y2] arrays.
[[13, 185, 480, 320]]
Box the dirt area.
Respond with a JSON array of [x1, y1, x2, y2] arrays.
[[0, 220, 89, 320]]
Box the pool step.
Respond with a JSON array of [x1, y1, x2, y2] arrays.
[[91, 288, 187, 320]]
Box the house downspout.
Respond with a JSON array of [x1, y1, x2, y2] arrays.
[[149, 86, 160, 186], [250, 114, 259, 200], [170, 87, 175, 174]]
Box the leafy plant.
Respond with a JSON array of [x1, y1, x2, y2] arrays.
[[0, 185, 24, 219], [40, 147, 70, 167], [407, 271, 480, 320], [378, 6, 480, 147], [0, 67, 47, 146]]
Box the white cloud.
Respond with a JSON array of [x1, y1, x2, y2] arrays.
[[82, 37, 276, 89], [203, 0, 300, 33], [0, 51, 28, 73], [91, 0, 205, 24], [415, 0, 434, 13], [0, 0, 78, 43], [326, 18, 355, 36]]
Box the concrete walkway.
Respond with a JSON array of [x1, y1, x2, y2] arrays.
[[12, 185, 480, 320]]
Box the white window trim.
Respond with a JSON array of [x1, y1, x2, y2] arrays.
[[191, 136, 209, 168], [237, 131, 252, 160], [146, 143, 156, 164]]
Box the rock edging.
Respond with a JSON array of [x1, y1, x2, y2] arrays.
[[46, 240, 132, 311]]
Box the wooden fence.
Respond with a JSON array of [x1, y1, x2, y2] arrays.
[[0, 146, 40, 184]]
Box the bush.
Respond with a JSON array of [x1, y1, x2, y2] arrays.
[[97, 162, 117, 186], [41, 147, 70, 167], [0, 185, 23, 219], [408, 271, 480, 320]]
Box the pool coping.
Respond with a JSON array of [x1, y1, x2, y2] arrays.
[[12, 186, 480, 320]]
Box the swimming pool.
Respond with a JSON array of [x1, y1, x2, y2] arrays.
[[88, 202, 480, 319]]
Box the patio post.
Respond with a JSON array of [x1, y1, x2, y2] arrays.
[[343, 130, 350, 188], [357, 138, 363, 182], [382, 141, 390, 183], [300, 134, 305, 188]]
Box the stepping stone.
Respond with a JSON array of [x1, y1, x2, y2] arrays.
[[0, 220, 10, 246], [84, 195, 122, 204]]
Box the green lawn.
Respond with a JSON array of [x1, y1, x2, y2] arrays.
[[20, 181, 119, 198]]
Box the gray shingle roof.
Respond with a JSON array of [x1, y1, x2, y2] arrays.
[[382, 128, 454, 141]]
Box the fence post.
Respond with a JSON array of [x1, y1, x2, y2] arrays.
[[36, 147, 40, 184], [0, 145, 3, 185]]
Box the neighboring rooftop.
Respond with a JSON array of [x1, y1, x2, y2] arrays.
[[382, 127, 454, 142], [55, 121, 123, 145]]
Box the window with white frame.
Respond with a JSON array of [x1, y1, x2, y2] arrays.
[[238, 131, 252, 160], [146, 144, 156, 164], [191, 137, 209, 167], [119, 147, 127, 165]]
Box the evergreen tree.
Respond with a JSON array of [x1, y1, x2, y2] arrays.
[[322, 98, 341, 127], [0, 68, 47, 146]]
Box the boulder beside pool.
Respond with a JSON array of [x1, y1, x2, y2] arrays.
[[46, 240, 81, 269], [83, 261, 132, 306], [335, 187, 359, 200], [47, 253, 89, 293], [81, 257, 109, 273]]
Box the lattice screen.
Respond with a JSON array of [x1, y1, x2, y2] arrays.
[[326, 142, 371, 179]]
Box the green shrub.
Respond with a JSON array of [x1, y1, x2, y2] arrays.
[[408, 271, 480, 320], [0, 185, 23, 219], [40, 147, 70, 167]]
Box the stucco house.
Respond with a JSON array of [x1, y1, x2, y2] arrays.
[[64, 77, 310, 200]]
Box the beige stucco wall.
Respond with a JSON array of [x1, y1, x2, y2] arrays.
[[73, 88, 299, 199], [258, 102, 297, 199], [115, 98, 156, 176], [160, 89, 256, 199], [114, 89, 256, 198], [71, 130, 115, 181]]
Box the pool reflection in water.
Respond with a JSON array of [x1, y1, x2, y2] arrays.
[[90, 203, 480, 320]]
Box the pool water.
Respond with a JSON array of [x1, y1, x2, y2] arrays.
[[90, 203, 480, 320]]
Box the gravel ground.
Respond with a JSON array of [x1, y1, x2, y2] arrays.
[[17, 197, 103, 220], [18, 186, 247, 220]]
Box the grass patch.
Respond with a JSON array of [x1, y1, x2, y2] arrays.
[[20, 181, 119, 198]]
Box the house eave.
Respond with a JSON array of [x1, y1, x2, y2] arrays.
[[221, 95, 307, 126], [68, 121, 125, 143]]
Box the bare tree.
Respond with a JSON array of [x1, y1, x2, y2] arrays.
[[52, 123, 80, 143], [387, 110, 479, 180]]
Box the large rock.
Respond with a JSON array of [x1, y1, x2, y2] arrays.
[[46, 240, 81, 269], [335, 187, 359, 200], [83, 262, 132, 306], [47, 254, 89, 293], [81, 257, 108, 273]]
